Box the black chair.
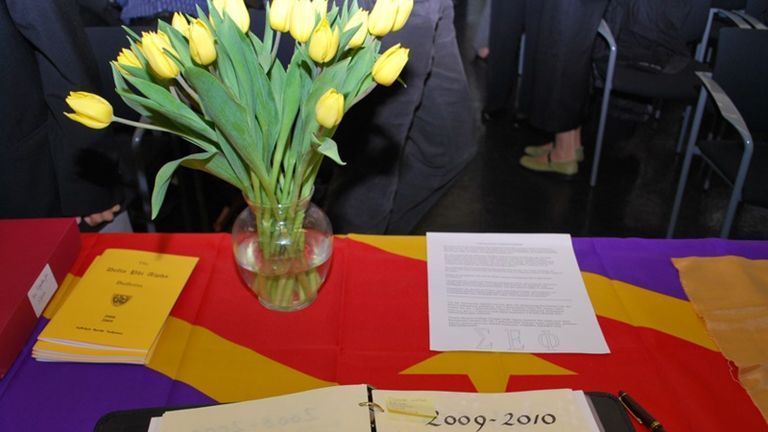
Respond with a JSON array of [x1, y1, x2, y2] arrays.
[[698, 2, 764, 64], [667, 28, 768, 238], [590, 0, 713, 187], [745, 0, 768, 25]]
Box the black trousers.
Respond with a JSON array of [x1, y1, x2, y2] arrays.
[[484, 0, 525, 113], [518, 0, 608, 134]]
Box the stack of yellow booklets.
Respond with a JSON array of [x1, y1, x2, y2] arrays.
[[32, 248, 198, 364]]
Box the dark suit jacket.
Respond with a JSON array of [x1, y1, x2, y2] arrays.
[[0, 0, 120, 218]]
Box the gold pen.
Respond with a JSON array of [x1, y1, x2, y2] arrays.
[[618, 390, 666, 432]]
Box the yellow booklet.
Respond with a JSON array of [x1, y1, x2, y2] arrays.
[[33, 249, 198, 364]]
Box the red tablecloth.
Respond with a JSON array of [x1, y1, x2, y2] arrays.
[[1, 233, 766, 431]]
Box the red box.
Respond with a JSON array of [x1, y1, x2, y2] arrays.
[[0, 218, 80, 379]]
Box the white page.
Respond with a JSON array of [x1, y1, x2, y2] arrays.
[[373, 388, 601, 432], [147, 417, 162, 432], [157, 385, 372, 432], [427, 233, 609, 353]]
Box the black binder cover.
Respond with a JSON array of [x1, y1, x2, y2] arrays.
[[93, 391, 635, 432]]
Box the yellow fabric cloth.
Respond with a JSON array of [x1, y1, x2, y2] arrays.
[[673, 256, 768, 422]]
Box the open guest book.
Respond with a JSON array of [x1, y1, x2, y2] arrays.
[[94, 385, 634, 432], [32, 249, 198, 364]]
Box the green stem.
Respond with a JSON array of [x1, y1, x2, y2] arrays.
[[271, 31, 282, 64], [270, 135, 290, 187], [176, 75, 202, 106], [350, 82, 376, 108], [113, 117, 172, 132]]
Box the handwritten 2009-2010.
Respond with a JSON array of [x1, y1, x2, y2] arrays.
[[426, 411, 557, 431]]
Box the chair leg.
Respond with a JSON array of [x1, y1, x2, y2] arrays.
[[590, 40, 616, 187], [512, 33, 526, 112], [675, 105, 692, 154], [589, 88, 611, 187], [666, 143, 696, 238], [720, 192, 741, 238], [720, 139, 754, 238], [667, 89, 708, 238]]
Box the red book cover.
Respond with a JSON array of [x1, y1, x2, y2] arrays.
[[0, 218, 80, 379]]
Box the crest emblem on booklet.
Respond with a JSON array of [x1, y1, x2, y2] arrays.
[[112, 294, 132, 307]]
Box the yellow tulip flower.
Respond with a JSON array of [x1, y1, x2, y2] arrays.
[[311, 0, 327, 19], [141, 31, 180, 79], [64, 91, 113, 129], [269, 0, 294, 33], [344, 9, 368, 49], [315, 88, 344, 128], [392, 0, 413, 32], [171, 12, 190, 38], [290, 0, 316, 43], [213, 0, 251, 33], [291, 0, 315, 43], [114, 48, 142, 74], [309, 18, 339, 63], [372, 43, 409, 86], [367, 0, 397, 37], [189, 19, 217, 65]]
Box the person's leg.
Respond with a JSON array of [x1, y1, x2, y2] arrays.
[[386, 0, 476, 234], [523, 129, 584, 161], [483, 0, 525, 117], [473, 0, 491, 59], [519, 127, 581, 176], [550, 128, 581, 161], [518, 0, 607, 176]]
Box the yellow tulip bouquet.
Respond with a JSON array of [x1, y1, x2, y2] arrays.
[[66, 0, 412, 310]]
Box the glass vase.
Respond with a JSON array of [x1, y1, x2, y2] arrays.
[[231, 196, 333, 312]]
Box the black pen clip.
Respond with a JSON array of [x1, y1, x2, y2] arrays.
[[617, 391, 643, 425]]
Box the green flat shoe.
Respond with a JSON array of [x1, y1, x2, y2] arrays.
[[519, 153, 578, 177], [524, 144, 584, 162]]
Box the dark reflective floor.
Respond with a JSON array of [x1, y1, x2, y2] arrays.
[[413, 0, 768, 239]]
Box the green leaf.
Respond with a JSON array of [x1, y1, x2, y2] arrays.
[[214, 127, 252, 196], [249, 32, 264, 57], [327, 4, 339, 26], [111, 64, 151, 117], [157, 21, 192, 68], [122, 25, 141, 42], [315, 136, 346, 165], [269, 60, 286, 112], [213, 41, 241, 97], [291, 58, 351, 154], [184, 66, 269, 182], [341, 41, 377, 99], [337, 24, 361, 60], [260, 1, 275, 70], [123, 74, 217, 142], [151, 152, 216, 219], [182, 148, 244, 190], [277, 55, 303, 147], [214, 14, 256, 112]]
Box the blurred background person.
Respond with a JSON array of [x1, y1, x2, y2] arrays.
[[320, 0, 476, 234], [1, 0, 127, 230], [115, 0, 208, 25], [518, 0, 609, 177]]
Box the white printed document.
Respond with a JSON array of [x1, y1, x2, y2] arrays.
[[427, 233, 609, 354]]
